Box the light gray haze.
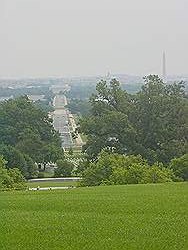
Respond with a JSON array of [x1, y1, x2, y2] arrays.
[[0, 0, 187, 77]]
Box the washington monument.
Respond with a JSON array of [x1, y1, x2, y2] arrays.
[[162, 52, 167, 83]]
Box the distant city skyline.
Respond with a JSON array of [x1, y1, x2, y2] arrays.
[[0, 0, 188, 77]]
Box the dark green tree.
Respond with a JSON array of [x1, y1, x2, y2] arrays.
[[54, 159, 74, 177], [0, 96, 63, 173], [0, 156, 26, 190], [80, 79, 135, 159], [0, 144, 37, 178], [42, 143, 64, 170], [169, 154, 188, 181], [80, 76, 188, 163], [132, 75, 188, 163], [80, 151, 174, 187]]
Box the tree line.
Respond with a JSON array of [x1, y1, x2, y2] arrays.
[[79, 75, 188, 185], [0, 96, 64, 184]]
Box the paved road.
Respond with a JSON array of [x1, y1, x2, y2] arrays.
[[29, 187, 75, 191], [28, 177, 82, 182], [52, 94, 84, 148], [53, 95, 73, 148]]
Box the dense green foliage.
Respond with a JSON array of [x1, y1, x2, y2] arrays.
[[80, 151, 175, 186], [0, 96, 63, 177], [80, 76, 188, 164], [34, 89, 55, 112], [67, 99, 91, 116], [34, 99, 54, 113], [54, 159, 74, 177], [0, 183, 187, 250], [0, 156, 26, 190], [170, 154, 188, 181], [0, 144, 37, 179]]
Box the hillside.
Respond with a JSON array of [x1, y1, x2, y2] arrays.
[[0, 183, 187, 250]]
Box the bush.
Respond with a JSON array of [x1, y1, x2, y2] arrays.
[[80, 151, 174, 186], [0, 156, 26, 190], [0, 144, 38, 178], [38, 172, 45, 178], [54, 159, 74, 177], [110, 163, 148, 185], [169, 154, 188, 181], [7, 168, 26, 190], [145, 163, 174, 183]]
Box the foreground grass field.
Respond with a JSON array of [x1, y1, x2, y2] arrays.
[[0, 183, 187, 250]]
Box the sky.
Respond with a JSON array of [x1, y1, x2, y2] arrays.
[[0, 0, 187, 77]]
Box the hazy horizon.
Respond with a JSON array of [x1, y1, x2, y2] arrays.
[[0, 0, 187, 77]]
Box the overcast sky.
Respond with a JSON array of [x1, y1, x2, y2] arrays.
[[0, 0, 187, 77]]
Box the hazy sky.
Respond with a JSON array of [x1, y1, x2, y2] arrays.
[[0, 0, 187, 77]]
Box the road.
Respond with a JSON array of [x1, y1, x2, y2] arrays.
[[28, 177, 82, 182], [29, 187, 75, 191], [52, 94, 84, 149], [53, 95, 73, 148]]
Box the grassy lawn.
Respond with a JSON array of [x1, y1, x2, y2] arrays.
[[27, 181, 78, 188], [0, 183, 187, 250]]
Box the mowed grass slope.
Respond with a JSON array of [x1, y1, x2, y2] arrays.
[[0, 183, 187, 250]]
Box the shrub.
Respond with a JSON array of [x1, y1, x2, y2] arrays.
[[81, 151, 174, 186], [7, 168, 26, 190], [54, 159, 74, 177], [145, 163, 174, 183], [38, 172, 45, 178], [0, 156, 26, 190], [169, 154, 188, 181]]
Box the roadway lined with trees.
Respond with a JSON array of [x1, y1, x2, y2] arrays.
[[0, 75, 187, 189]]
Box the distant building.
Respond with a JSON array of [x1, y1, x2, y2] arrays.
[[0, 95, 13, 102], [27, 95, 46, 102]]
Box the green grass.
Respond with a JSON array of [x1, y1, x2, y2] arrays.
[[0, 183, 187, 250], [27, 181, 78, 188]]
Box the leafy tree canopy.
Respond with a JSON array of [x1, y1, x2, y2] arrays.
[[80, 151, 174, 186], [169, 154, 188, 181], [54, 159, 74, 177], [0, 96, 63, 176], [80, 76, 188, 163], [0, 156, 26, 190]]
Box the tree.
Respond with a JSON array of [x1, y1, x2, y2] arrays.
[[80, 151, 174, 187], [66, 99, 91, 117], [132, 75, 188, 163], [23, 154, 38, 179], [0, 157, 10, 190], [7, 168, 26, 190], [0, 96, 63, 174], [145, 163, 174, 183], [41, 143, 64, 170], [68, 147, 74, 155], [0, 156, 26, 190], [0, 144, 37, 178], [80, 76, 188, 164], [80, 79, 135, 159], [133, 75, 188, 163], [169, 154, 188, 181], [54, 159, 74, 177]]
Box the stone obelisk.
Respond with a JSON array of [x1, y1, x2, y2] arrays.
[[162, 52, 167, 83]]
